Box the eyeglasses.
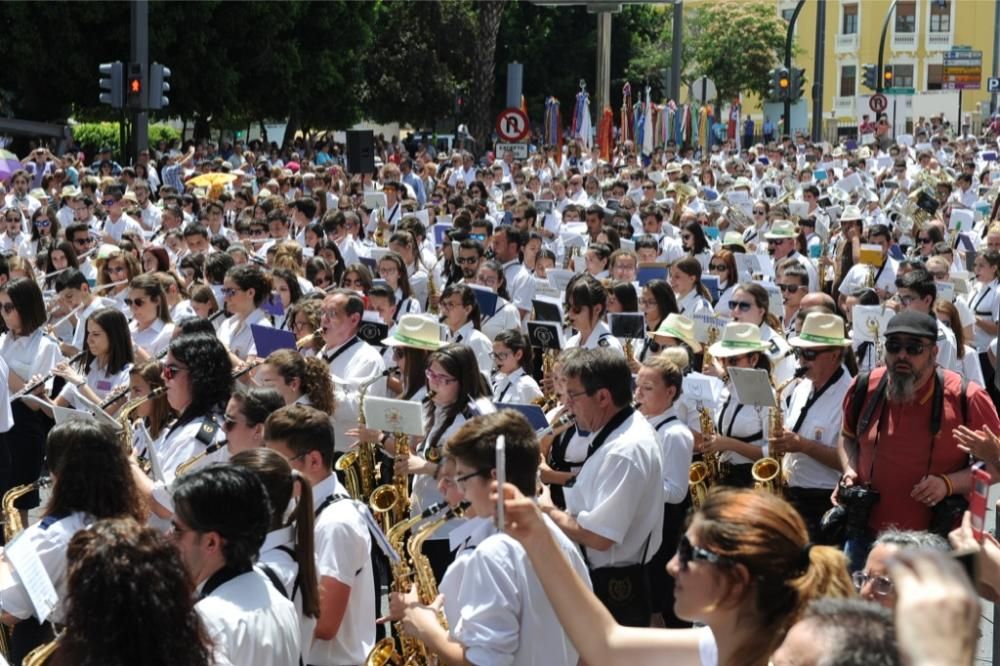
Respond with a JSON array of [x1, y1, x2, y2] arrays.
[[162, 363, 188, 380], [677, 535, 729, 571], [565, 388, 594, 402], [885, 339, 927, 356], [124, 297, 147, 307], [490, 350, 511, 361], [897, 294, 918, 306], [456, 256, 479, 265], [221, 287, 240, 298], [0, 302, 15, 314], [4, 217, 20, 223], [425, 368, 457, 385], [729, 300, 754, 312], [918, 237, 933, 244], [455, 468, 491, 487], [793, 347, 833, 361], [73, 237, 94, 246], [851, 571, 894, 596], [776, 283, 803, 293], [709, 263, 728, 272]]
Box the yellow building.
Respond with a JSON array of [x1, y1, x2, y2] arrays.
[[776, 0, 997, 132]]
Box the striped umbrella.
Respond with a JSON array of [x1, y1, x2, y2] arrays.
[[0, 149, 21, 184]]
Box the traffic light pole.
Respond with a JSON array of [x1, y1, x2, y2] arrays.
[[876, 0, 899, 94], [783, 0, 806, 137], [130, 0, 149, 164], [811, 0, 825, 142]]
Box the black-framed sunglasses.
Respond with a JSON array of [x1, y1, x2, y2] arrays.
[[776, 283, 803, 293], [793, 347, 833, 361], [885, 339, 927, 356], [124, 297, 147, 307], [729, 300, 754, 312], [709, 263, 728, 272], [677, 535, 729, 570]]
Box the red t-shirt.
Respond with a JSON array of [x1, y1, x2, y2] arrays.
[[841, 367, 1000, 533]]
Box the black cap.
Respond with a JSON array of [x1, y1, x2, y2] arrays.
[[885, 311, 938, 341]]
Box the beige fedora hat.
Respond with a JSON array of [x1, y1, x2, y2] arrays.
[[381, 314, 443, 351], [789, 313, 851, 348], [650, 313, 702, 353], [764, 219, 798, 239], [708, 322, 769, 358]]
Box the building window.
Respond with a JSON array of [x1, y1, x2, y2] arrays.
[[929, 0, 950, 32], [927, 64, 943, 90], [840, 65, 857, 96], [895, 1, 916, 32], [781, 7, 795, 21], [885, 64, 915, 88], [843, 3, 858, 34]]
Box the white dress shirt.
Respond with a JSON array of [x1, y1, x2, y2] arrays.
[[0, 328, 62, 385], [130, 318, 175, 358], [676, 289, 713, 318], [323, 335, 386, 391], [566, 320, 624, 355], [564, 408, 665, 568], [492, 367, 543, 404], [781, 367, 852, 490], [716, 386, 766, 465], [648, 406, 694, 504], [480, 297, 522, 341], [218, 308, 272, 360], [446, 321, 493, 378], [967, 279, 1000, 352], [307, 474, 376, 666], [440, 515, 591, 666], [196, 568, 300, 666]]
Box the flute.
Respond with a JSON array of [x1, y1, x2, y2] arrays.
[[49, 303, 86, 330], [93, 279, 129, 293], [10, 350, 87, 401]]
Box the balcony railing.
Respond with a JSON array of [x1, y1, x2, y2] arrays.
[[834, 96, 856, 118], [892, 31, 917, 50], [836, 33, 858, 51], [926, 31, 951, 50]]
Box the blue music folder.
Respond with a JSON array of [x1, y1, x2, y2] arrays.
[[251, 324, 296, 358], [637, 263, 668, 286], [470, 284, 499, 317], [262, 293, 285, 317], [496, 402, 549, 431]]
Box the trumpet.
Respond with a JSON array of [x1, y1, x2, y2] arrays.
[[10, 350, 87, 402]]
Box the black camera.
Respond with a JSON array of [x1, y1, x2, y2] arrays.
[[838, 483, 880, 538]]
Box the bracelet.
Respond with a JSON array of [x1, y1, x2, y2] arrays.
[[935, 473, 953, 496]]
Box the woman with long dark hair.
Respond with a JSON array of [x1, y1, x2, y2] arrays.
[[728, 282, 796, 384], [271, 267, 304, 331], [681, 220, 712, 271], [474, 259, 522, 341], [218, 264, 273, 360], [0, 420, 146, 661], [439, 283, 492, 377], [670, 257, 713, 318], [491, 328, 542, 404], [633, 279, 679, 371], [59, 518, 214, 666], [51, 307, 133, 412]]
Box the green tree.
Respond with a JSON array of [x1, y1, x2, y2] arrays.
[[688, 1, 789, 104], [624, 6, 697, 99]]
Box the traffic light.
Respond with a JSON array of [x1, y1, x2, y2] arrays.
[[98, 61, 124, 108], [768, 67, 790, 102], [862, 64, 879, 91], [883, 67, 894, 88], [126, 62, 145, 110], [789, 67, 806, 102], [148, 63, 171, 110]]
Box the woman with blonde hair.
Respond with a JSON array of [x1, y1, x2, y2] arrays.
[[499, 486, 853, 666]]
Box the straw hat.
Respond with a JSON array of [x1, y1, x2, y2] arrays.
[[764, 219, 798, 239], [839, 204, 864, 222], [721, 231, 745, 249], [649, 313, 701, 353], [708, 322, 769, 358], [381, 314, 443, 351], [789, 313, 851, 348]]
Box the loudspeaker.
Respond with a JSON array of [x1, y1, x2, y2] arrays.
[[345, 130, 376, 174]]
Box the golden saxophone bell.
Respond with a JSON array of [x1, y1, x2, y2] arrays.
[[751, 457, 782, 494], [688, 461, 710, 509]]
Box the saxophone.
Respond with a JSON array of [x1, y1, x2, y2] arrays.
[[22, 633, 61, 666], [701, 326, 720, 374], [368, 432, 411, 532], [533, 349, 558, 411], [364, 502, 451, 666], [335, 373, 382, 502], [118, 386, 167, 471], [751, 368, 806, 495], [689, 406, 716, 509], [3, 477, 52, 543], [425, 265, 439, 315]]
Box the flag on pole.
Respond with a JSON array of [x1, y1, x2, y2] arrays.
[[544, 97, 562, 153], [641, 86, 654, 157], [573, 90, 592, 149], [621, 83, 633, 144], [597, 106, 614, 162]]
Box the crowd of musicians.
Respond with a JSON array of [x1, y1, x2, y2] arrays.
[[0, 123, 997, 665]]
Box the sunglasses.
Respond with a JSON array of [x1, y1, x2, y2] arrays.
[[793, 347, 832, 361], [709, 263, 728, 272], [221, 287, 240, 298], [4, 217, 20, 223], [102, 200, 116, 207], [729, 300, 754, 312], [425, 368, 457, 385], [885, 339, 926, 356], [776, 283, 803, 293], [73, 237, 94, 246], [162, 363, 188, 380], [677, 535, 729, 570], [124, 297, 147, 307], [33, 220, 50, 228], [223, 416, 242, 432]]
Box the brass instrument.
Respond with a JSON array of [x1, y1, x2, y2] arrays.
[[3, 476, 51, 543], [368, 431, 411, 532], [175, 439, 227, 478], [425, 266, 439, 315], [117, 386, 167, 464], [670, 182, 698, 226], [689, 405, 718, 510], [296, 327, 324, 351], [335, 372, 384, 503], [700, 325, 720, 375], [364, 502, 450, 666], [22, 633, 61, 666], [372, 206, 388, 247], [751, 368, 805, 495]]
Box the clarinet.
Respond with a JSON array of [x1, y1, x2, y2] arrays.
[[10, 350, 86, 401]]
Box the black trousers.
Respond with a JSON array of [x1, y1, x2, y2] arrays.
[[2, 405, 51, 511], [647, 496, 693, 627], [786, 486, 835, 544], [718, 463, 753, 489]]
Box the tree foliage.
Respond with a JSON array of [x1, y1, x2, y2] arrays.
[[688, 1, 789, 104]]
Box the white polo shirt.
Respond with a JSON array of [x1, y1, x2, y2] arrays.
[[218, 308, 272, 360], [564, 408, 665, 568], [130, 318, 175, 358], [648, 406, 695, 505]]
